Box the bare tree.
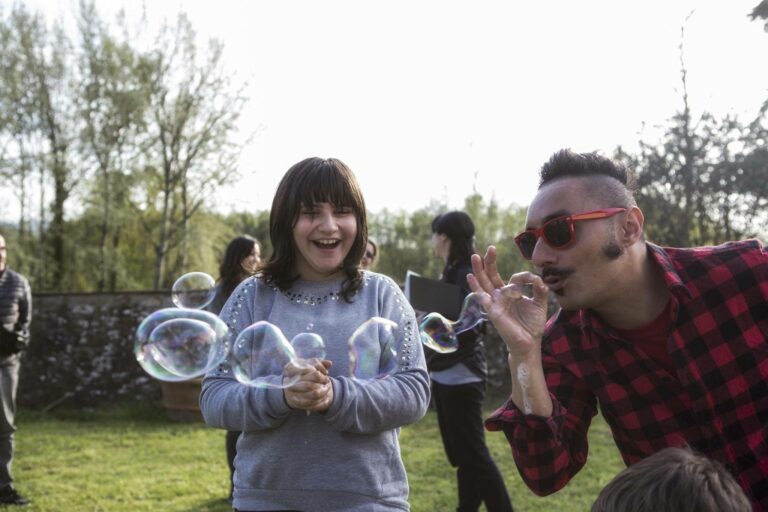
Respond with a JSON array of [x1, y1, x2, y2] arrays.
[[137, 14, 248, 288]]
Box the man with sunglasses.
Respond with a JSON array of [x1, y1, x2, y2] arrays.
[[468, 149, 768, 510]]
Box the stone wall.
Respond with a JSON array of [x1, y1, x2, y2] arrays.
[[20, 291, 512, 410], [20, 291, 172, 409]]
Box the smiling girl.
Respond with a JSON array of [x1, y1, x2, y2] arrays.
[[200, 157, 430, 512]]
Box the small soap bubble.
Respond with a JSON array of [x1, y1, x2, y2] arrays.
[[172, 272, 216, 309], [419, 313, 459, 354], [419, 292, 487, 354], [452, 293, 487, 333], [229, 321, 299, 389], [291, 332, 326, 369], [348, 317, 399, 380], [305, 323, 314, 331], [135, 308, 229, 381]]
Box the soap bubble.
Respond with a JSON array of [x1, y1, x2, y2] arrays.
[[171, 272, 216, 309], [229, 321, 299, 389], [453, 293, 487, 332], [291, 332, 327, 369], [419, 313, 459, 354], [135, 308, 229, 381], [419, 293, 487, 354], [348, 317, 399, 380]]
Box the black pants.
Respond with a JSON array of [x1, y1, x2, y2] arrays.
[[433, 380, 513, 512], [226, 430, 240, 498]]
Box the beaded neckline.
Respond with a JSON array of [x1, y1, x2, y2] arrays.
[[281, 289, 343, 306], [266, 276, 348, 306]]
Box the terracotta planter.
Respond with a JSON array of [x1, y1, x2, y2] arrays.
[[160, 378, 203, 421]]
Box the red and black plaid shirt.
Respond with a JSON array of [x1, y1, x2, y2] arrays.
[[486, 240, 768, 510]]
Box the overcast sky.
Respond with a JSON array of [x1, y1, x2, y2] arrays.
[[6, 0, 768, 219]]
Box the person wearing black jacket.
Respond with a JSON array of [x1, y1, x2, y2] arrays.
[[0, 235, 30, 506], [428, 213, 513, 512], [207, 235, 261, 505]]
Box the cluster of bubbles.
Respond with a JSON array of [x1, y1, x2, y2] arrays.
[[418, 293, 487, 354], [135, 272, 224, 381], [229, 317, 398, 388], [134, 272, 401, 387]]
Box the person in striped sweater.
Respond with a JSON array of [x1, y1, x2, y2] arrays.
[[0, 234, 31, 506]]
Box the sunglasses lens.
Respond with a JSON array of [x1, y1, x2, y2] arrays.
[[544, 218, 572, 247], [516, 233, 537, 259]]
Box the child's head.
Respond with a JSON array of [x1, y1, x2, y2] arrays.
[[263, 157, 368, 300], [361, 239, 378, 270], [220, 235, 261, 276], [431, 211, 475, 266], [591, 446, 751, 512], [218, 235, 261, 297]]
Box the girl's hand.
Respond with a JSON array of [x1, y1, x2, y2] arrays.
[[283, 359, 334, 412], [468, 246, 549, 359]]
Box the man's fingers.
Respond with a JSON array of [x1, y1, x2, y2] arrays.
[[508, 271, 551, 309], [483, 246, 506, 289], [470, 254, 493, 292], [467, 273, 484, 295], [530, 275, 550, 307], [470, 285, 493, 311], [495, 283, 526, 302]]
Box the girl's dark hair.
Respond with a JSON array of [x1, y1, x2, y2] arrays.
[[432, 211, 476, 269], [261, 157, 367, 301], [218, 235, 260, 299]]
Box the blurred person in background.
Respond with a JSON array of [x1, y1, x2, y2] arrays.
[[0, 234, 31, 506], [360, 239, 378, 270], [209, 235, 261, 505], [427, 212, 514, 512]]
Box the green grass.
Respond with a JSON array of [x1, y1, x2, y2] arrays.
[[12, 402, 624, 511]]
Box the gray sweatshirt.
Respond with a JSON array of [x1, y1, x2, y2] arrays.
[[200, 271, 430, 511]]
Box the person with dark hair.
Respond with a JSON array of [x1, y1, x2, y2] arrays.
[[0, 235, 30, 506], [591, 446, 752, 512], [208, 235, 261, 505], [210, 235, 261, 315], [428, 211, 513, 512], [468, 149, 768, 510], [200, 157, 430, 512], [360, 239, 378, 270]]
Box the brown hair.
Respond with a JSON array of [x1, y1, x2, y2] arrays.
[[591, 446, 752, 512], [218, 235, 260, 299], [260, 157, 368, 301]]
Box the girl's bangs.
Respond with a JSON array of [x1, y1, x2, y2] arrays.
[[298, 167, 359, 209]]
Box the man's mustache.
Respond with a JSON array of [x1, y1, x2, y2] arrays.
[[539, 267, 574, 280]]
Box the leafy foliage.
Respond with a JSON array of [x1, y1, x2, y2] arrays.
[[0, 2, 766, 292]]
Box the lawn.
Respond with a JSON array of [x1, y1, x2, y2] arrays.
[[12, 401, 624, 511]]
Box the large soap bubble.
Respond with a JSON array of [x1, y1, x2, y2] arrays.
[[171, 272, 216, 309], [348, 317, 399, 380], [419, 293, 487, 354], [229, 321, 300, 389], [135, 308, 229, 381]]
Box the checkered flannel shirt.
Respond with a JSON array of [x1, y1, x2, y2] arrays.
[[486, 240, 768, 510]]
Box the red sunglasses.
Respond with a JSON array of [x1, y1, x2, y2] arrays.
[[514, 208, 627, 260]]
